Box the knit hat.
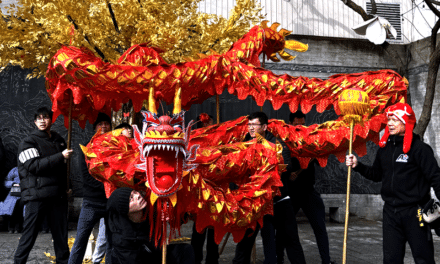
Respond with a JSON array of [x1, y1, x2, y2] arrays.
[[93, 112, 111, 130], [108, 187, 133, 216], [379, 103, 416, 153]]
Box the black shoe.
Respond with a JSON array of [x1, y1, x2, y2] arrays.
[[330, 261, 337, 264], [14, 230, 18, 234], [8, 230, 13, 234]]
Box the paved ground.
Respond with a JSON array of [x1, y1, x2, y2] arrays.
[[1, 215, 440, 263]]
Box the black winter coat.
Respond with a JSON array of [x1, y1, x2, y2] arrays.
[[288, 158, 317, 199], [80, 139, 106, 202], [355, 134, 440, 208], [17, 130, 67, 202]]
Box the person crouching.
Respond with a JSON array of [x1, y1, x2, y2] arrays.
[[106, 187, 195, 264]]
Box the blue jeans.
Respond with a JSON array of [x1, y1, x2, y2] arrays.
[[68, 199, 111, 264], [92, 218, 106, 263]]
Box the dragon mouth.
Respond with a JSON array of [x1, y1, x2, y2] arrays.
[[143, 138, 186, 197]]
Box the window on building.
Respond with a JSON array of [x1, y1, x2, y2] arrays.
[[366, 2, 402, 42]]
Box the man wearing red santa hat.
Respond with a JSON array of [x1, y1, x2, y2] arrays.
[[346, 103, 440, 264]]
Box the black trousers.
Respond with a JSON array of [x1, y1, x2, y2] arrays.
[[8, 200, 24, 232], [278, 190, 330, 264], [14, 198, 69, 264], [383, 204, 435, 264], [111, 243, 195, 264], [191, 223, 219, 264], [233, 200, 306, 264]]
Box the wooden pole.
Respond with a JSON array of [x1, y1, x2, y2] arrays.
[[216, 95, 220, 124], [66, 93, 73, 191], [342, 120, 354, 264], [162, 220, 167, 264], [218, 232, 230, 255], [260, 55, 265, 112]]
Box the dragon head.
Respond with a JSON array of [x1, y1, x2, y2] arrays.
[[260, 20, 309, 62], [132, 87, 198, 201]]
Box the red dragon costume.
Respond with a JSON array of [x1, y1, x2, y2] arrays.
[[45, 21, 407, 246]]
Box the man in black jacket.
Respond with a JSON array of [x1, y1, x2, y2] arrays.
[[276, 111, 334, 264], [14, 107, 72, 264], [233, 112, 305, 264], [346, 103, 440, 264], [68, 112, 112, 264]]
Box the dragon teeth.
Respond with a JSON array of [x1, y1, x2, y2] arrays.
[[144, 144, 186, 158], [144, 145, 153, 157]]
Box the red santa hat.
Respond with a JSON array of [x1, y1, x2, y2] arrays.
[[379, 103, 416, 153]]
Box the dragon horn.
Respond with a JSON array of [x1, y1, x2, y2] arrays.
[[173, 86, 182, 114], [285, 40, 308, 52], [270, 22, 280, 31], [148, 86, 157, 114]]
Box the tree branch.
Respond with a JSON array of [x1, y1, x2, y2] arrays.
[[431, 19, 440, 53], [370, 0, 377, 15], [67, 15, 106, 60], [341, 0, 375, 21], [427, 0, 440, 6], [425, 0, 440, 18], [107, 2, 120, 33]]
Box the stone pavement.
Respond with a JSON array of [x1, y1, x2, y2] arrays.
[[1, 215, 440, 263]]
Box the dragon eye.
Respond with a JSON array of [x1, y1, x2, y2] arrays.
[[173, 124, 182, 130]]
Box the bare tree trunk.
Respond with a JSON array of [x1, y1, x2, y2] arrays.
[[413, 0, 440, 138], [414, 48, 440, 137]]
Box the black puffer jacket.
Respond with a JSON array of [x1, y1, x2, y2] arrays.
[[355, 134, 440, 208], [17, 130, 67, 202]]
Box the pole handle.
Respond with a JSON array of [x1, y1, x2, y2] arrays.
[[342, 120, 354, 264]]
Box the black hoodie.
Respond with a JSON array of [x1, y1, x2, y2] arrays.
[[354, 134, 440, 209]]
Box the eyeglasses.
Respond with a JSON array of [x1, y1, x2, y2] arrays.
[[36, 116, 51, 121], [247, 123, 262, 127]]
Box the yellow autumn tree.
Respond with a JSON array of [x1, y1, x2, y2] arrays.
[[0, 0, 264, 78]]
